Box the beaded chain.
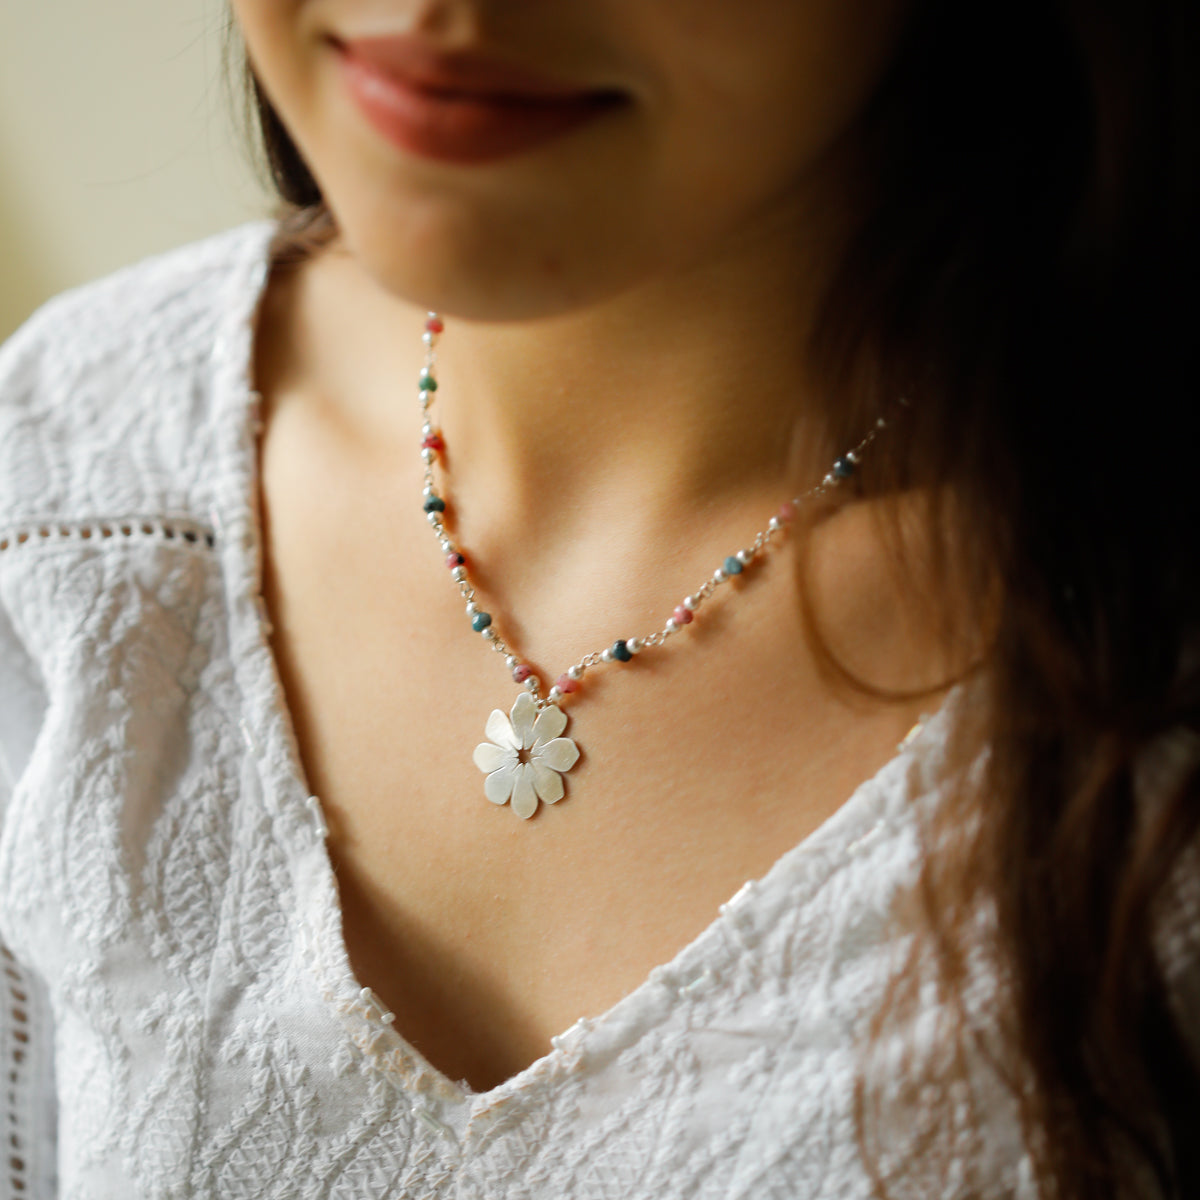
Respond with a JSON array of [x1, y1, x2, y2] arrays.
[[416, 311, 887, 711]]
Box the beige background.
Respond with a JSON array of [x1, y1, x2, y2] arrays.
[[0, 0, 274, 342]]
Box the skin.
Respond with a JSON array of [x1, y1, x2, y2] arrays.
[[232, 0, 965, 1094]]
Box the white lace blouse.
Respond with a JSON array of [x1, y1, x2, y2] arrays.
[[0, 220, 1075, 1199]]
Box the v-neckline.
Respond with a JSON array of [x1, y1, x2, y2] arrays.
[[207, 217, 963, 1140]]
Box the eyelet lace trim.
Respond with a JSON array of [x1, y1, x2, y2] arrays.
[[1, 944, 50, 1198], [0, 517, 215, 553]]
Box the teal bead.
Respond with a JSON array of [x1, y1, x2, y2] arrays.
[[833, 457, 854, 479], [423, 495, 445, 513], [723, 555, 744, 575], [472, 611, 493, 632], [612, 640, 632, 662], [418, 372, 438, 392]]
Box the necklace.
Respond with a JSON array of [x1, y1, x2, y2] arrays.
[[417, 312, 887, 819]]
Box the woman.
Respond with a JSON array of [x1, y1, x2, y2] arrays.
[[0, 0, 1195, 1195]]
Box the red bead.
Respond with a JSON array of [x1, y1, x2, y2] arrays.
[[556, 674, 580, 694], [422, 434, 445, 451], [777, 501, 797, 523], [672, 605, 694, 625], [425, 316, 444, 334], [445, 552, 465, 569], [512, 664, 533, 683]]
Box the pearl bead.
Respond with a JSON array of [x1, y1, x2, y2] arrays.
[[506, 655, 518, 669], [421, 331, 434, 345], [524, 677, 540, 692], [451, 567, 466, 582], [664, 618, 678, 633], [567, 665, 583, 680], [627, 638, 643, 654], [601, 648, 614, 662], [683, 595, 699, 611], [421, 449, 434, 465], [713, 568, 727, 583], [426, 512, 442, 527], [466, 601, 478, 615], [736, 549, 753, 566], [548, 686, 563, 701], [767, 517, 781, 533]]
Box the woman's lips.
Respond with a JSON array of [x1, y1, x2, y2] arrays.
[[334, 40, 626, 165]]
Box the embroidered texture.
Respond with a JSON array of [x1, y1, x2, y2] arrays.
[[0, 221, 1044, 1199]]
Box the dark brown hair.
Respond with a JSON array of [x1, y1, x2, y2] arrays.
[[227, 1, 1200, 1194]]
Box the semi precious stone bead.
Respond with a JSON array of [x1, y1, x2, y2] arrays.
[[423, 495, 445, 513], [422, 433, 445, 451], [723, 555, 744, 575], [611, 640, 633, 662], [418, 371, 438, 391], [512, 663, 533, 683], [471, 611, 493, 632], [672, 605, 693, 625], [556, 674, 580, 694], [425, 315, 444, 334], [446, 552, 465, 568], [833, 457, 854, 478], [778, 500, 797, 522]]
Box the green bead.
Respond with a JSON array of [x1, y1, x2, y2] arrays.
[[723, 555, 744, 575], [472, 611, 493, 632], [423, 495, 445, 513], [418, 372, 438, 392]]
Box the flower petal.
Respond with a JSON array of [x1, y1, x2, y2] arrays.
[[531, 704, 567, 747], [511, 692, 538, 748], [484, 763, 517, 806], [531, 762, 565, 804], [511, 763, 539, 819], [485, 709, 519, 751], [473, 742, 513, 774], [533, 736, 579, 773]]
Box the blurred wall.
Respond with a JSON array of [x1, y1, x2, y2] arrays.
[[0, 0, 274, 342]]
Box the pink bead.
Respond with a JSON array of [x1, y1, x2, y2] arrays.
[[425, 316, 444, 334], [512, 664, 532, 683], [422, 433, 445, 451], [556, 674, 580, 694], [672, 605, 694, 625], [777, 501, 797, 523], [445, 552, 465, 569]]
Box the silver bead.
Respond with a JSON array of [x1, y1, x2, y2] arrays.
[[548, 686, 563, 701], [713, 568, 727, 583], [567, 665, 583, 680], [736, 549, 753, 565]]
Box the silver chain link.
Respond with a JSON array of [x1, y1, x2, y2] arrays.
[[417, 317, 888, 709]]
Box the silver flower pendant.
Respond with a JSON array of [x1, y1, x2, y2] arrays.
[[472, 692, 581, 819]]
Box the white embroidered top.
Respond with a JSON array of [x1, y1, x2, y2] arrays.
[[0, 220, 1088, 1199]]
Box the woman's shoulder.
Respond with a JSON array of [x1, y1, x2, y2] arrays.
[[0, 219, 277, 526]]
